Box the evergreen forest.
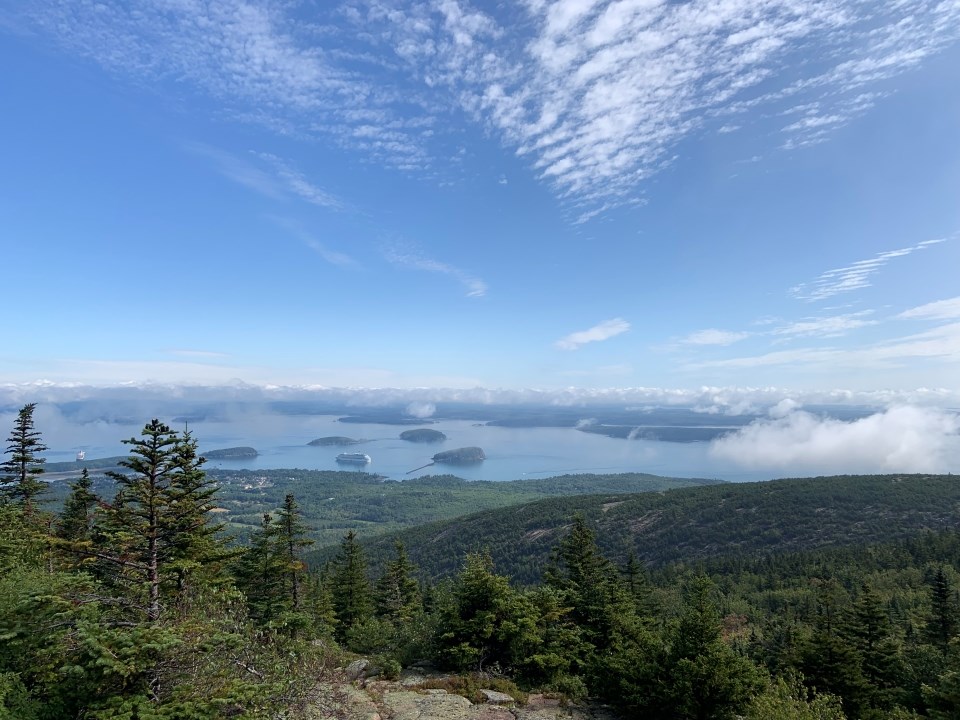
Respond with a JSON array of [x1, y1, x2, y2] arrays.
[[3, 403, 960, 719]]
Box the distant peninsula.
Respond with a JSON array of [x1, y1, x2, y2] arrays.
[[432, 446, 485, 464], [399, 428, 447, 443], [338, 415, 435, 425], [203, 446, 258, 460], [308, 436, 366, 447]]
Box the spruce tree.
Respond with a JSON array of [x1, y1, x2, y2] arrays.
[[544, 514, 633, 649], [375, 541, 421, 623], [276, 493, 313, 612], [331, 530, 373, 639], [234, 514, 288, 627], [57, 468, 98, 543], [926, 568, 958, 651], [0, 403, 48, 514], [166, 430, 233, 590]]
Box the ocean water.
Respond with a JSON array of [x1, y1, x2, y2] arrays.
[[43, 414, 772, 483]]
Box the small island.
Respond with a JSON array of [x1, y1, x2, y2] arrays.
[[203, 446, 258, 460], [400, 428, 447, 443], [432, 446, 485, 464], [308, 436, 365, 447]]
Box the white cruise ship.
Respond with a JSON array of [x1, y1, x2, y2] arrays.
[[336, 452, 371, 464]]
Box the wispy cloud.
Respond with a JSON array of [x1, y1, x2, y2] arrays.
[[556, 318, 630, 350], [771, 311, 877, 339], [680, 329, 751, 346], [256, 153, 343, 210], [689, 321, 960, 371], [898, 296, 960, 321], [269, 216, 356, 267], [383, 245, 487, 297], [10, 0, 960, 219], [187, 143, 344, 210], [790, 237, 950, 302], [165, 349, 230, 359]]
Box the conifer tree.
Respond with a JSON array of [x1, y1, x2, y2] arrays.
[[545, 514, 633, 649], [0, 403, 48, 514], [57, 468, 98, 543], [95, 420, 226, 623], [165, 430, 234, 590], [331, 530, 373, 638], [276, 493, 313, 612], [234, 514, 289, 627], [926, 568, 958, 651], [376, 540, 421, 623]]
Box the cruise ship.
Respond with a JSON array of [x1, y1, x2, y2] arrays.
[[336, 452, 371, 464]]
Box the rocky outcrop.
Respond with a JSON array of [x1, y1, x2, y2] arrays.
[[315, 661, 620, 720]]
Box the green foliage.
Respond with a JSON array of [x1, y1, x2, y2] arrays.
[[0, 403, 48, 514], [57, 468, 98, 544], [376, 540, 422, 623], [330, 530, 373, 641], [745, 677, 846, 720]]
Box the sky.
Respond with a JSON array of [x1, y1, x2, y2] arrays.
[[2, 0, 960, 399]]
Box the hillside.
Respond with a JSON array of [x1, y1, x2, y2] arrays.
[[347, 473, 960, 583]]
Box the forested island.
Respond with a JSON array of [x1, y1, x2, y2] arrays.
[[4, 402, 960, 719], [307, 435, 365, 446], [432, 446, 485, 464], [202, 445, 259, 459], [399, 428, 447, 442]]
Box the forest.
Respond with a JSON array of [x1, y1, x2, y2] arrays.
[[3, 402, 960, 719]]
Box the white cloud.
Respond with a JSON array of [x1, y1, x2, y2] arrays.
[[3, 382, 960, 415], [790, 237, 951, 301], [269, 216, 356, 267], [256, 153, 343, 210], [556, 318, 630, 350], [384, 245, 487, 297], [899, 297, 960, 321], [188, 143, 345, 211], [681, 329, 751, 346], [404, 401, 436, 418], [11, 0, 960, 218], [771, 311, 877, 339], [690, 322, 960, 370], [710, 406, 960, 473]]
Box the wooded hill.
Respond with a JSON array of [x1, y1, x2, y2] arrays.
[[341, 473, 960, 583], [42, 467, 723, 548]]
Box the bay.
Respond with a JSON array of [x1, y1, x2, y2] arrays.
[[44, 414, 771, 482]]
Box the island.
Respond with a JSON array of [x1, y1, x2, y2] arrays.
[[399, 428, 447, 443], [203, 446, 259, 460], [432, 446, 485, 464], [308, 436, 365, 446]]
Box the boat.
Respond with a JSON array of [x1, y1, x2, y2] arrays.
[[336, 452, 371, 464], [76, 450, 86, 461]]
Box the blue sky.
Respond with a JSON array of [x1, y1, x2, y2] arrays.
[[2, 0, 959, 396]]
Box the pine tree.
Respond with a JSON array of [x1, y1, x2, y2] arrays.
[[0, 403, 48, 514], [330, 530, 373, 638], [375, 541, 421, 623]]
